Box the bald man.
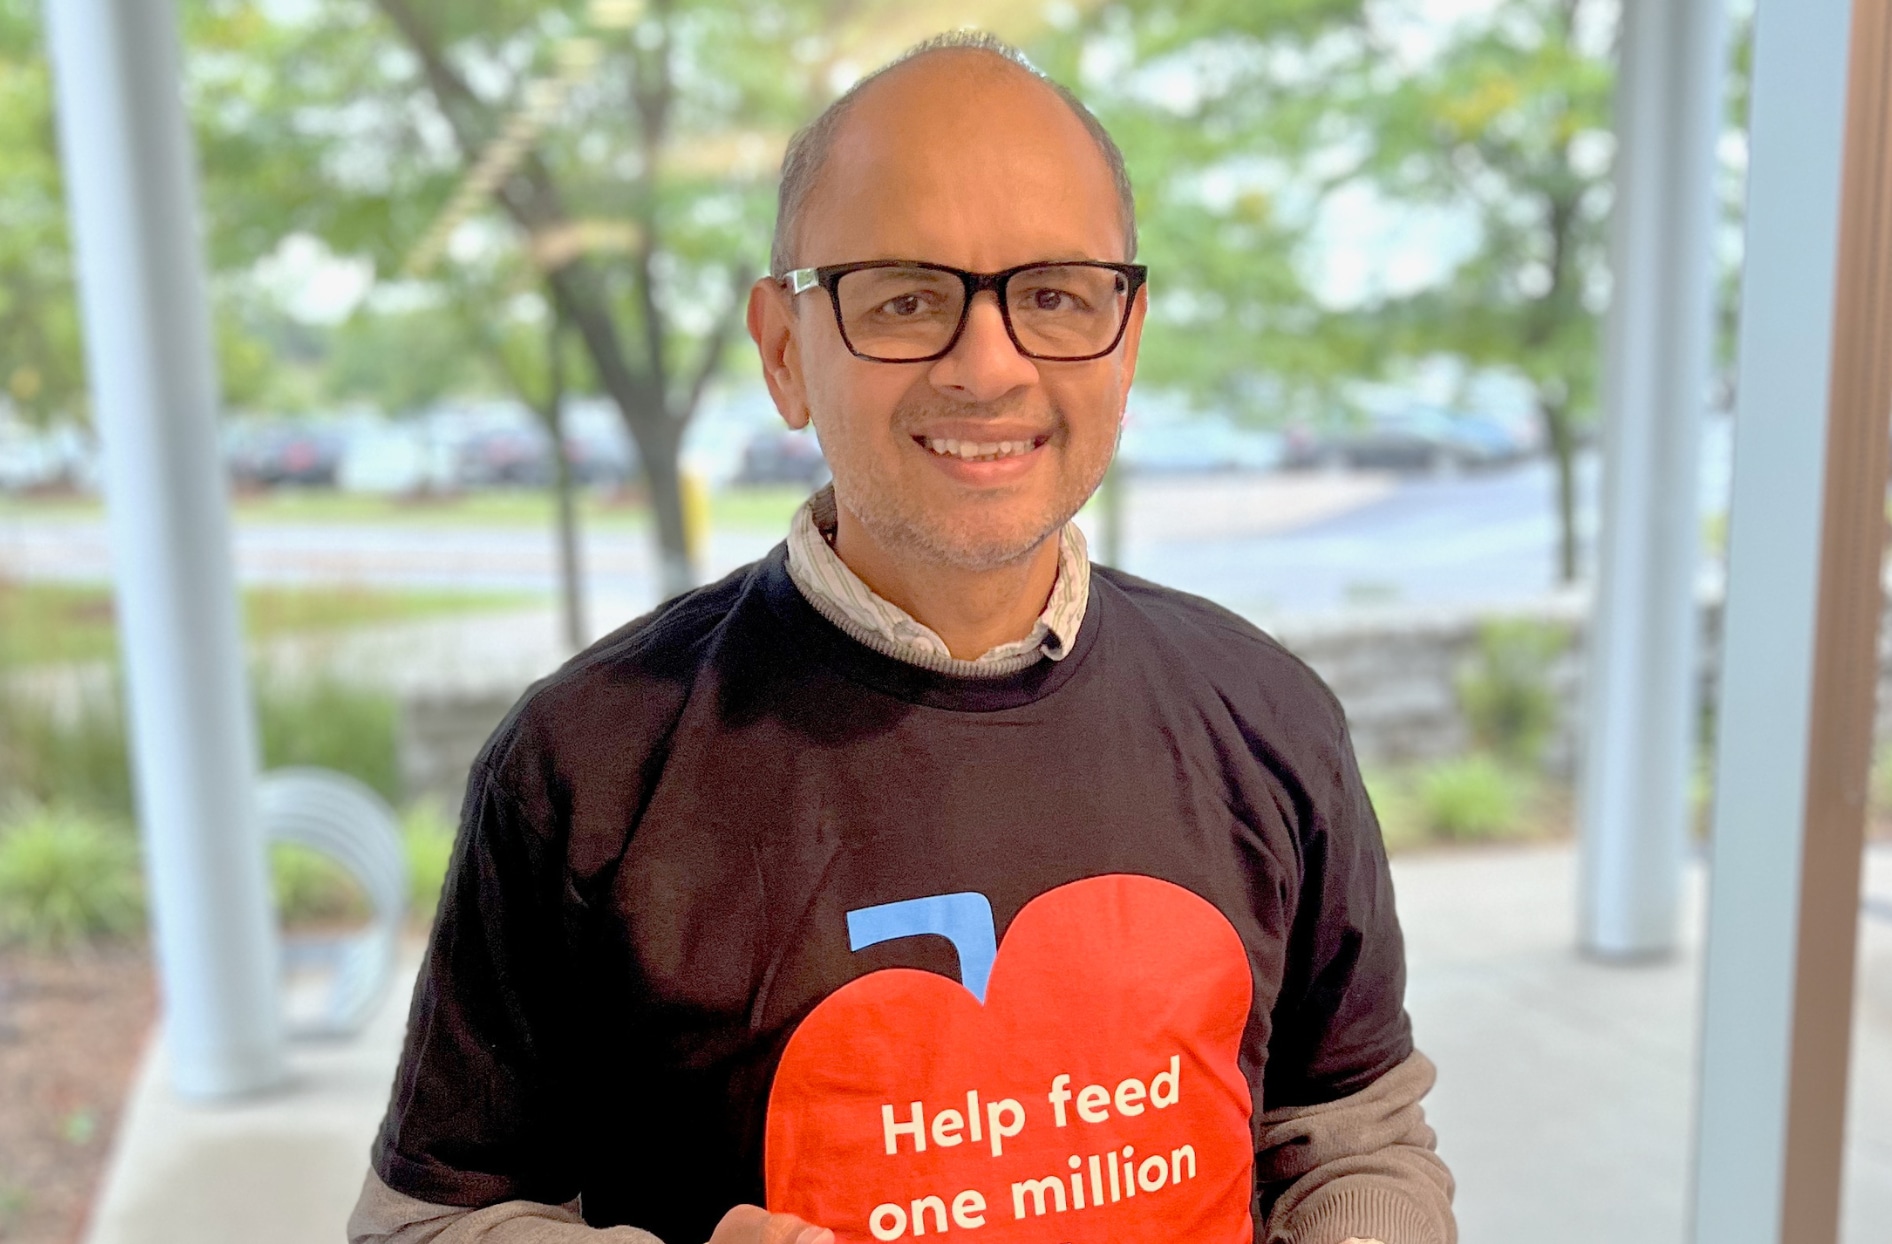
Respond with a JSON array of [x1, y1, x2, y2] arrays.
[[351, 32, 1453, 1244]]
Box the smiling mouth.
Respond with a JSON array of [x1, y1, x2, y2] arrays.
[[915, 434, 1050, 463]]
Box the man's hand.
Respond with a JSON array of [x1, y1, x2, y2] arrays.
[[706, 1204, 834, 1244]]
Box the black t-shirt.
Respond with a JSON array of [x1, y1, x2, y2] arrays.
[[372, 545, 1412, 1244]]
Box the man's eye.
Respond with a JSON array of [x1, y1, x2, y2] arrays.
[[879, 293, 931, 316], [1022, 288, 1085, 313]]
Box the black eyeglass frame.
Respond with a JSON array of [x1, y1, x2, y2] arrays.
[[777, 259, 1150, 363]]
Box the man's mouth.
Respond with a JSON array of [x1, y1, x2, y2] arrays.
[[915, 434, 1050, 463]]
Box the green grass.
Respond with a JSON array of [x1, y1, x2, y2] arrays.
[[0, 483, 815, 533], [0, 580, 524, 671]]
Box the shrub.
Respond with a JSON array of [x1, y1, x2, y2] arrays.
[[0, 684, 134, 819], [1, 673, 402, 819], [1361, 769, 1426, 854], [1872, 740, 1892, 817], [1414, 754, 1528, 842], [271, 841, 369, 928], [1457, 619, 1569, 768], [254, 673, 401, 804], [0, 805, 144, 949], [401, 800, 457, 922]]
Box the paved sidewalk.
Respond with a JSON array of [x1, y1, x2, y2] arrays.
[[82, 843, 1892, 1244]]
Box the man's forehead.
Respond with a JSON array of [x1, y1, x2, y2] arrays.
[[798, 52, 1124, 266]]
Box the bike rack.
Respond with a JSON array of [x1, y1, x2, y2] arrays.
[[258, 767, 408, 1039]]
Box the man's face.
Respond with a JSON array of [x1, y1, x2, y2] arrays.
[[749, 54, 1145, 572]]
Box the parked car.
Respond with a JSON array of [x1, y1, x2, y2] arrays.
[[225, 419, 346, 488], [458, 425, 553, 487], [0, 420, 91, 492], [734, 429, 830, 487], [561, 420, 637, 488], [1115, 408, 1282, 475], [1286, 407, 1532, 473]]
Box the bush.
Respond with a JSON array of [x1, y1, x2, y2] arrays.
[[1414, 754, 1528, 842], [1, 673, 401, 818], [1361, 769, 1426, 853], [1457, 619, 1569, 768], [401, 799, 457, 922], [254, 673, 401, 804], [0, 684, 134, 820], [271, 841, 369, 928], [1872, 740, 1892, 818], [0, 806, 143, 950]]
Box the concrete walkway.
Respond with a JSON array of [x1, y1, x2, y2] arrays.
[[82, 843, 1892, 1244]]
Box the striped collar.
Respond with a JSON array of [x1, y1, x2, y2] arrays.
[[783, 485, 1091, 679]]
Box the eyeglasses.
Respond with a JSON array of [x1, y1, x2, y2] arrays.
[[777, 260, 1149, 363]]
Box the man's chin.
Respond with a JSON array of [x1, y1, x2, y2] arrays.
[[900, 514, 1069, 573]]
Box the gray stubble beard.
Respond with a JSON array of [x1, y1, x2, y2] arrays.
[[821, 398, 1114, 575]]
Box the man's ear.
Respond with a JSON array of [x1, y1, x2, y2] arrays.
[[747, 277, 812, 431]]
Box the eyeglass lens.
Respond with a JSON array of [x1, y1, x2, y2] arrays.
[[833, 264, 1131, 361]]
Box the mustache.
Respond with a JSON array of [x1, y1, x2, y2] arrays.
[[891, 393, 1064, 437]]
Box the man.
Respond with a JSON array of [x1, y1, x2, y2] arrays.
[[351, 32, 1453, 1244]]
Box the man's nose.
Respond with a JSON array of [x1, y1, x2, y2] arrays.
[[927, 292, 1038, 401]]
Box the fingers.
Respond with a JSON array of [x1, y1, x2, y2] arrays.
[[764, 1214, 834, 1244], [707, 1204, 835, 1244]]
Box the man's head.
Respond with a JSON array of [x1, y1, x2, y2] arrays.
[[747, 33, 1145, 574]]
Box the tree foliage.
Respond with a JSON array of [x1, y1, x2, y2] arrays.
[[1023, 0, 1369, 421], [6, 0, 1752, 593], [0, 1, 82, 426], [1330, 0, 1618, 581]]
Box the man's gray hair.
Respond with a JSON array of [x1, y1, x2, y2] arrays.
[[769, 31, 1138, 276]]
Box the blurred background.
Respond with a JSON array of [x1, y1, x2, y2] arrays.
[[1, 1, 1887, 1242]]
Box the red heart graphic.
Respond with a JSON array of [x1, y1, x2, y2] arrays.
[[766, 874, 1254, 1243]]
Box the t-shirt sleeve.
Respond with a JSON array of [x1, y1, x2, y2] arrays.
[[372, 759, 587, 1207], [1261, 709, 1414, 1110]]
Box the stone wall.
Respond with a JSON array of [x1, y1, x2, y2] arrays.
[[392, 590, 1892, 805]]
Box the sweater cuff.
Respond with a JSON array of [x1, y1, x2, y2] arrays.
[[1281, 1184, 1449, 1244]]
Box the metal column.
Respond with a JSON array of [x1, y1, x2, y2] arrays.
[[44, 0, 284, 1098], [1691, 0, 1892, 1239], [1577, 0, 1728, 959]]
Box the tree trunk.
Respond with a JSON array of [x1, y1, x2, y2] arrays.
[[544, 300, 587, 650], [636, 420, 693, 600], [1542, 396, 1580, 583], [372, 0, 713, 605]]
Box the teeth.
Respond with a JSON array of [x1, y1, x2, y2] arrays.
[[921, 436, 1038, 462]]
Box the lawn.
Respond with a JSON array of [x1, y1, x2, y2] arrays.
[[0, 483, 814, 533], [0, 580, 524, 671]]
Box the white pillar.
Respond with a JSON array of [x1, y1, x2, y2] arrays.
[[1577, 0, 1729, 959], [1689, 0, 1857, 1236], [44, 0, 283, 1098]]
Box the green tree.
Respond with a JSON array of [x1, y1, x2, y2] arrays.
[[183, 0, 828, 593], [1324, 0, 1618, 582], [0, 1, 83, 425], [1024, 1, 1370, 423], [0, 0, 312, 425]]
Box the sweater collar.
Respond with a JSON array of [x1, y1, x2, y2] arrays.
[[783, 484, 1091, 679]]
